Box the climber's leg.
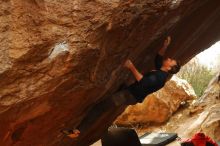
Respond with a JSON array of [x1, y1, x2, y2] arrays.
[[62, 89, 137, 139], [61, 95, 116, 139], [111, 89, 137, 106], [77, 90, 137, 133]]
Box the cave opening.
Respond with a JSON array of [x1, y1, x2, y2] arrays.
[[177, 41, 220, 97]]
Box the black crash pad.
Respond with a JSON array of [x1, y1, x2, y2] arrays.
[[139, 132, 178, 146]]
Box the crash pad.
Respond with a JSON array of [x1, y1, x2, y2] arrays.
[[139, 133, 178, 146]]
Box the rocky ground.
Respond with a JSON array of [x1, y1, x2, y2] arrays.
[[162, 73, 220, 140]]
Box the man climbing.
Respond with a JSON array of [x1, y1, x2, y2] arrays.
[[61, 36, 181, 139]]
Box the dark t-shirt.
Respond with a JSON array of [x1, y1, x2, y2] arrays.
[[127, 54, 168, 102]]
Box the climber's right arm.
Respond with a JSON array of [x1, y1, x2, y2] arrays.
[[158, 36, 171, 56]]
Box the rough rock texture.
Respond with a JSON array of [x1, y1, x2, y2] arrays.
[[178, 73, 220, 141], [1, 0, 220, 146], [140, 73, 220, 142], [115, 76, 196, 125]]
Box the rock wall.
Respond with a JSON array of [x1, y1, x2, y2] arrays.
[[0, 0, 220, 146], [115, 76, 196, 125]]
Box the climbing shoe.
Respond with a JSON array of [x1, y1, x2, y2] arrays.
[[61, 129, 80, 139]]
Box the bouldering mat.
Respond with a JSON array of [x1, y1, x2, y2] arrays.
[[139, 132, 178, 146]]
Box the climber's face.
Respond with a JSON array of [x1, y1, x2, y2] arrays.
[[163, 58, 177, 69]]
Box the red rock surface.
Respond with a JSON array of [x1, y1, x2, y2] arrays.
[[0, 0, 220, 146]]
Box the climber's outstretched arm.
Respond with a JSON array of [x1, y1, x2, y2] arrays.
[[158, 36, 171, 56], [124, 59, 143, 81]]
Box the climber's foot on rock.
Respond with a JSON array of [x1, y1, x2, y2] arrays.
[[61, 129, 80, 139]]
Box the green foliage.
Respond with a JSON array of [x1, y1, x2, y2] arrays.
[[177, 58, 215, 97]]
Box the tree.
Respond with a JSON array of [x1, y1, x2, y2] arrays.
[[177, 57, 215, 97]]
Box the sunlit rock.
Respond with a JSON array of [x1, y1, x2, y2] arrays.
[[181, 73, 220, 141], [115, 76, 196, 125], [152, 73, 220, 142]]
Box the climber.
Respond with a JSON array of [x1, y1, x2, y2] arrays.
[[124, 36, 181, 103], [61, 36, 181, 139]]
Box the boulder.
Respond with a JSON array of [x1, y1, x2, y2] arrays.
[[150, 73, 220, 142], [115, 76, 196, 125]]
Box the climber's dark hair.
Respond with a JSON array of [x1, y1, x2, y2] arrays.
[[168, 60, 181, 74]]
